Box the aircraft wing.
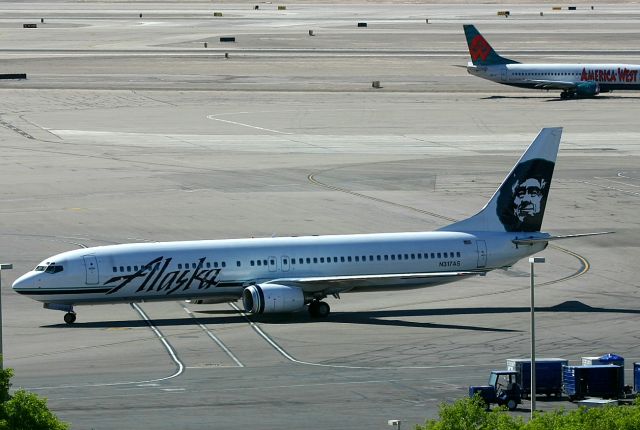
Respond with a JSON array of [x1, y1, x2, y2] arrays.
[[263, 271, 482, 293], [529, 80, 579, 90]]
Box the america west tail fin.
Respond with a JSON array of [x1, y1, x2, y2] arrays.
[[440, 128, 561, 234], [463, 24, 519, 66]]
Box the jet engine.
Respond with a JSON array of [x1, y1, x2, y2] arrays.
[[575, 81, 600, 97], [242, 284, 305, 314]]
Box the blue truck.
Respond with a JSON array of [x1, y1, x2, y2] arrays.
[[469, 370, 522, 411]]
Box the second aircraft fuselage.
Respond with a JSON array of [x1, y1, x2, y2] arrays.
[[468, 63, 640, 91]]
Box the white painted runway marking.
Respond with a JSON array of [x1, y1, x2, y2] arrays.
[[595, 176, 640, 188], [180, 303, 245, 367], [229, 303, 471, 371], [618, 171, 640, 181], [206, 114, 292, 135], [579, 180, 640, 197], [131, 303, 185, 380], [28, 303, 185, 391]]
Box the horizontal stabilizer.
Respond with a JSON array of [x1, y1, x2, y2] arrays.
[[512, 231, 614, 245]]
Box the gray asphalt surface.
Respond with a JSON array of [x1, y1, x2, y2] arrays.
[[1, 2, 639, 429]]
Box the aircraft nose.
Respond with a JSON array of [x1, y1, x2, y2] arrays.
[[12, 272, 34, 292]]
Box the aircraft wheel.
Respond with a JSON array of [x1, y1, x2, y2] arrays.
[[64, 312, 76, 325], [315, 301, 330, 318], [308, 301, 330, 318]]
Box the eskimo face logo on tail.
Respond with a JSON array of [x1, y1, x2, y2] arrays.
[[469, 35, 491, 62], [496, 159, 555, 232]]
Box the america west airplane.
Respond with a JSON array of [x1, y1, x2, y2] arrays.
[[464, 24, 640, 99], [13, 128, 607, 324]]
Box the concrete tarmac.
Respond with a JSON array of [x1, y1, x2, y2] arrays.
[[1, 2, 639, 429]]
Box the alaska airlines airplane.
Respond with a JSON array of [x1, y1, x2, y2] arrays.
[[464, 24, 640, 99], [12, 128, 606, 324]]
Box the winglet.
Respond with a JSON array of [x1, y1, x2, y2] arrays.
[[463, 24, 518, 66]]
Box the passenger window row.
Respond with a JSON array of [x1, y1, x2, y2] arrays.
[[112, 260, 226, 273], [250, 251, 462, 267], [111, 250, 463, 273], [515, 72, 577, 76]]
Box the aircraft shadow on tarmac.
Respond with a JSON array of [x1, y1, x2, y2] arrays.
[[482, 95, 640, 102], [42, 301, 638, 332]]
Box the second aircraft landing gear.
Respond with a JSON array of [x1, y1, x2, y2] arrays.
[[63, 312, 76, 325], [308, 300, 330, 318]]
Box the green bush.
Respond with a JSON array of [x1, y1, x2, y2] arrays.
[[418, 396, 640, 430], [0, 365, 68, 430], [419, 395, 524, 430]]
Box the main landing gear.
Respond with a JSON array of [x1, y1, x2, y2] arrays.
[[64, 312, 77, 325], [560, 90, 576, 100], [308, 300, 330, 318]]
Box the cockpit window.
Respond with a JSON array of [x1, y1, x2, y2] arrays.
[[38, 263, 64, 274], [45, 265, 63, 274]]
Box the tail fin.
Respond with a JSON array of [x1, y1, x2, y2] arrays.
[[463, 24, 518, 66], [440, 128, 562, 233]]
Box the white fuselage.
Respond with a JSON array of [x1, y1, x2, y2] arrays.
[[12, 230, 545, 306], [468, 63, 640, 91]]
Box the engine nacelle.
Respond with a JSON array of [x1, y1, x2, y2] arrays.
[[242, 284, 305, 314], [576, 80, 600, 97]]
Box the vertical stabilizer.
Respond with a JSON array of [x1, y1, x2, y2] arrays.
[[463, 24, 519, 66], [440, 128, 562, 233]]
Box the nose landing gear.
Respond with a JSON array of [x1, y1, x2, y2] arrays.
[[44, 303, 77, 325]]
